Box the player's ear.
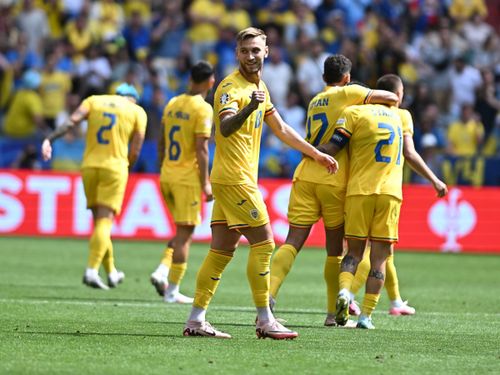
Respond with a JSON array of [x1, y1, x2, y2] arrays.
[[264, 46, 269, 59]]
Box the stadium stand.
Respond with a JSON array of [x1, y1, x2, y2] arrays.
[[0, 0, 499, 185]]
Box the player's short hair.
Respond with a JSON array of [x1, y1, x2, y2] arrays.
[[190, 61, 214, 83], [323, 55, 352, 84], [376, 74, 403, 93], [236, 27, 267, 44]]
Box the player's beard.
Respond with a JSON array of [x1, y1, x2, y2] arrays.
[[241, 60, 262, 75]]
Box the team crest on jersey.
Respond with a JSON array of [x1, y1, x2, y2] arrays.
[[220, 93, 230, 104], [250, 209, 259, 220]]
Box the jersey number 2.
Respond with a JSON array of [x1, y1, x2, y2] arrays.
[[374, 122, 402, 165], [96, 112, 117, 145]]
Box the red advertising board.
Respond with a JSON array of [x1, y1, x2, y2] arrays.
[[0, 170, 499, 253]]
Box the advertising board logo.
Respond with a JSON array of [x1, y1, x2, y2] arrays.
[[428, 188, 476, 252]]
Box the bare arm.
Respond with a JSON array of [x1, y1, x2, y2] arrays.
[[403, 134, 448, 197], [219, 91, 264, 137], [157, 123, 165, 169], [195, 136, 213, 201], [316, 142, 342, 158], [128, 131, 145, 170], [265, 110, 338, 173], [366, 89, 399, 106], [41, 104, 89, 161]]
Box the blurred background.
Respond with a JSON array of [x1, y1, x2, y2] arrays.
[[0, 0, 499, 186]]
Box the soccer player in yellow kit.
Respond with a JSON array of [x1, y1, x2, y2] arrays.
[[41, 83, 147, 290], [268, 54, 398, 326], [150, 61, 215, 304], [349, 107, 447, 316], [183, 27, 337, 339], [318, 74, 409, 329]]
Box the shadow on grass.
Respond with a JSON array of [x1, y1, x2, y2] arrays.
[[0, 283, 79, 290], [21, 295, 160, 304], [8, 330, 183, 339]]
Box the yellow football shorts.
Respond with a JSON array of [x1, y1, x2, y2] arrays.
[[81, 167, 127, 214], [344, 194, 402, 243], [211, 183, 269, 229], [288, 180, 345, 229], [160, 180, 201, 226]]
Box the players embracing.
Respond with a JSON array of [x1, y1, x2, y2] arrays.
[[318, 74, 447, 329]]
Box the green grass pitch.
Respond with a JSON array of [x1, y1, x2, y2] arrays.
[[1, 237, 499, 374]]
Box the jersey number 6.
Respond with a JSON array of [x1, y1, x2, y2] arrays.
[[168, 125, 181, 161]]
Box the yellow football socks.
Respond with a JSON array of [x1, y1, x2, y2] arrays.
[[102, 244, 115, 274], [338, 271, 355, 292], [168, 262, 187, 286], [87, 217, 112, 270], [160, 247, 174, 268], [269, 243, 298, 298], [324, 256, 342, 314], [247, 240, 275, 308], [351, 250, 371, 295], [193, 249, 233, 309], [361, 293, 380, 317], [385, 255, 401, 302]]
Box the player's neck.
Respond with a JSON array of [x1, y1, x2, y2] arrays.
[[188, 84, 207, 98], [239, 68, 261, 85], [188, 89, 204, 97]]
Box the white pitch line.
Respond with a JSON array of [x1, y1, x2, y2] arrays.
[[0, 298, 499, 318]]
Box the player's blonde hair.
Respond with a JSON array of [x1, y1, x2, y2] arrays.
[[236, 27, 267, 44]]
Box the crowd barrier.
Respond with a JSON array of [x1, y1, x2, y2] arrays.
[[0, 170, 498, 254]]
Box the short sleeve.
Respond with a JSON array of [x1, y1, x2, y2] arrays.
[[345, 84, 372, 106], [81, 97, 92, 112], [216, 83, 240, 117], [399, 109, 414, 136], [263, 83, 276, 117], [195, 102, 213, 137], [335, 108, 354, 138], [135, 107, 148, 135]]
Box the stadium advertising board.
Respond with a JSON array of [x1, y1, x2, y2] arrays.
[[0, 170, 498, 253]]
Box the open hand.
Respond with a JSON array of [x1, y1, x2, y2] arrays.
[[315, 152, 338, 174], [41, 139, 53, 161]]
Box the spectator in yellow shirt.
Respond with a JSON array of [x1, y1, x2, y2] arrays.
[[40, 49, 72, 130], [188, 0, 226, 62], [3, 70, 45, 139], [447, 103, 485, 156], [449, 0, 487, 24]]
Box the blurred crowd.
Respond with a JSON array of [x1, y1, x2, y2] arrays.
[[0, 0, 499, 182]]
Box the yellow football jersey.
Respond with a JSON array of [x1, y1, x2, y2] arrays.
[[40, 71, 72, 118], [4, 89, 43, 138], [337, 104, 404, 199], [160, 94, 213, 186], [81, 95, 147, 171], [211, 70, 275, 185], [293, 84, 372, 187], [447, 118, 484, 156], [397, 108, 414, 137]]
